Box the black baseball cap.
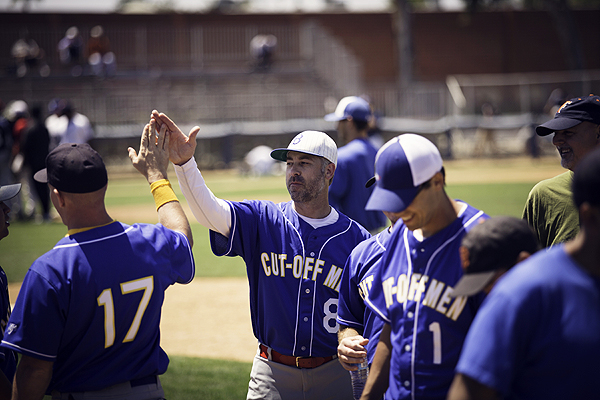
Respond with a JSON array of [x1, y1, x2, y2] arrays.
[[452, 216, 539, 297], [34, 143, 108, 193], [0, 183, 21, 202], [572, 146, 600, 208], [536, 94, 600, 136]]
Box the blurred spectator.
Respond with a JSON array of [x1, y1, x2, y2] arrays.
[[45, 98, 68, 151], [10, 28, 50, 78], [22, 103, 51, 223], [250, 34, 277, 72], [58, 26, 84, 76], [473, 102, 499, 157], [3, 100, 34, 220], [0, 101, 14, 191], [59, 102, 94, 145], [86, 25, 117, 78], [243, 145, 278, 176]]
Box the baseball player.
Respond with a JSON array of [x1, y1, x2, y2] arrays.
[[325, 96, 386, 233], [448, 147, 600, 400], [1, 122, 194, 399], [152, 110, 371, 399], [336, 175, 400, 372], [0, 183, 21, 400], [358, 134, 488, 400]]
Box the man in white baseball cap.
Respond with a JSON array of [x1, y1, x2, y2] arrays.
[[151, 111, 371, 399], [358, 133, 489, 400]]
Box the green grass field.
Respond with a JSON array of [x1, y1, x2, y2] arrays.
[[0, 159, 558, 400]]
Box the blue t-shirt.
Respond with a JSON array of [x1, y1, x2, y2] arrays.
[[456, 245, 600, 400], [1, 221, 194, 393], [365, 202, 487, 400]]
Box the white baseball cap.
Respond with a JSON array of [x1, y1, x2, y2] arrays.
[[324, 96, 372, 122], [365, 134, 442, 213], [271, 130, 338, 166]]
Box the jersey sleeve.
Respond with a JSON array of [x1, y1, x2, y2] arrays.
[[1, 269, 64, 361], [455, 289, 535, 396], [156, 224, 195, 284], [336, 249, 365, 332]]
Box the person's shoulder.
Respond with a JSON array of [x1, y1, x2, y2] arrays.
[[530, 171, 572, 192]]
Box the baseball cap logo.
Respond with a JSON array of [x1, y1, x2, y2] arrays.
[[556, 100, 573, 114], [292, 134, 303, 145]]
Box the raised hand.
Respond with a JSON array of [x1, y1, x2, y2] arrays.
[[151, 110, 200, 166], [128, 119, 170, 184]]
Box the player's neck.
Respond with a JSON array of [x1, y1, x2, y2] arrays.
[[293, 200, 331, 220], [419, 196, 460, 238]]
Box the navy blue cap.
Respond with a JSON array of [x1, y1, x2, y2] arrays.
[[536, 95, 600, 136], [34, 143, 108, 194], [0, 184, 21, 202]]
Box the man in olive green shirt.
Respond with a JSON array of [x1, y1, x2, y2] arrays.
[[523, 95, 600, 247]]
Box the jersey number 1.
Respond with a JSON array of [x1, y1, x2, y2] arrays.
[[97, 276, 154, 348]]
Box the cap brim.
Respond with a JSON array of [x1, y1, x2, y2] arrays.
[[365, 185, 419, 213], [324, 113, 345, 122], [270, 148, 288, 162], [536, 117, 582, 136], [0, 183, 21, 202], [34, 168, 48, 184], [451, 271, 496, 297]]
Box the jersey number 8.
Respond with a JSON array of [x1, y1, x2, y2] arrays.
[[97, 276, 154, 348]]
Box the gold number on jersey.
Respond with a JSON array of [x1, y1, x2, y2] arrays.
[[97, 276, 154, 348]]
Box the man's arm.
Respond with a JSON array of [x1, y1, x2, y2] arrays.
[[337, 325, 368, 371], [446, 373, 501, 400], [150, 110, 232, 237], [360, 323, 391, 400], [128, 120, 193, 246], [12, 355, 53, 400]]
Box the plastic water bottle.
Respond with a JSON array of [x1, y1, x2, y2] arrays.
[[349, 359, 369, 400]]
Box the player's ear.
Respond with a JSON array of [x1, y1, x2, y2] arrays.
[[53, 188, 66, 208], [326, 162, 335, 183]]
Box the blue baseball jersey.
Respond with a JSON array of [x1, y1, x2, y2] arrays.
[[456, 245, 600, 400], [210, 200, 370, 357], [0, 267, 16, 383], [329, 138, 386, 232], [1, 221, 194, 393], [365, 202, 487, 400], [336, 227, 391, 365]]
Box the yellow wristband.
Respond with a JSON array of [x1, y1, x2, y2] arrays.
[[150, 179, 179, 211]]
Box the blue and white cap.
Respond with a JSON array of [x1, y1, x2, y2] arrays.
[[365, 134, 443, 213], [271, 130, 338, 166], [324, 96, 372, 122]]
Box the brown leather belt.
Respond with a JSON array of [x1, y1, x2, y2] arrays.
[[259, 344, 336, 369]]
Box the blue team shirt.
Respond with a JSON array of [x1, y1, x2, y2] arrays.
[[210, 200, 370, 358], [1, 221, 194, 393], [365, 202, 487, 400], [337, 227, 391, 365], [456, 245, 600, 400], [329, 137, 386, 232]]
